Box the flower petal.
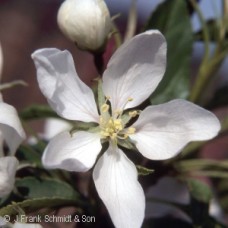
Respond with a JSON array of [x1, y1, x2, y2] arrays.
[[42, 131, 101, 172], [102, 30, 166, 112], [130, 99, 221, 160], [32, 48, 99, 123], [0, 156, 18, 197], [43, 118, 72, 140], [93, 146, 145, 228], [0, 102, 26, 155]]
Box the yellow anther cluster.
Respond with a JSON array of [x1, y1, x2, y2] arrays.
[[99, 98, 137, 142], [100, 118, 123, 139]]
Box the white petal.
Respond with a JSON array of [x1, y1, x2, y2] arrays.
[[0, 102, 26, 155], [130, 99, 221, 160], [42, 131, 101, 172], [32, 48, 99, 123], [0, 156, 18, 197], [102, 30, 166, 112], [93, 146, 145, 228], [43, 118, 71, 140]]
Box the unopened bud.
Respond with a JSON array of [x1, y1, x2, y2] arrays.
[[57, 0, 112, 51]]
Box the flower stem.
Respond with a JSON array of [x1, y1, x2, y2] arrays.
[[93, 52, 104, 75]]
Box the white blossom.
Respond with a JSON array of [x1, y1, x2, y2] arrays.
[[32, 30, 221, 228], [0, 42, 26, 198], [57, 0, 111, 51]]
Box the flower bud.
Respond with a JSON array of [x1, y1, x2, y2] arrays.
[[57, 0, 112, 51]]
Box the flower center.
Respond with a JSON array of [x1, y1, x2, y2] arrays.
[[100, 117, 123, 140], [99, 97, 137, 142]]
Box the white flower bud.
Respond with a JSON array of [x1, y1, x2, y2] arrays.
[[57, 0, 112, 51]]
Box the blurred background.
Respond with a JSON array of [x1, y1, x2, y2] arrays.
[[0, 0, 226, 109]]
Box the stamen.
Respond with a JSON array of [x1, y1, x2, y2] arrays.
[[101, 104, 109, 113], [127, 127, 136, 134], [115, 97, 134, 118], [129, 110, 138, 117]]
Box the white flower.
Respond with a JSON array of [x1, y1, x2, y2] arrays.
[[57, 0, 111, 51], [0, 41, 26, 197], [32, 30, 221, 228], [0, 102, 26, 157]]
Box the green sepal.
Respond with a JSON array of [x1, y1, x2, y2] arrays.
[[117, 138, 137, 151], [136, 165, 154, 176]]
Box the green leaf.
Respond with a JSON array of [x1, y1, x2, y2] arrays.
[[187, 179, 212, 226], [16, 177, 79, 200], [187, 179, 212, 203], [0, 197, 85, 217], [20, 104, 58, 120], [136, 165, 154, 176], [191, 170, 228, 178], [175, 159, 228, 172], [175, 159, 228, 178], [145, 0, 193, 104], [17, 145, 42, 167]]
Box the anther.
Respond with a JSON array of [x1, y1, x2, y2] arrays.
[[127, 127, 136, 134], [129, 110, 138, 117], [101, 104, 109, 113]]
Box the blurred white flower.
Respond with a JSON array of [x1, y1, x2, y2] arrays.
[[0, 41, 26, 198], [146, 177, 226, 224], [0, 102, 26, 156], [57, 0, 111, 51], [32, 30, 221, 228]]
